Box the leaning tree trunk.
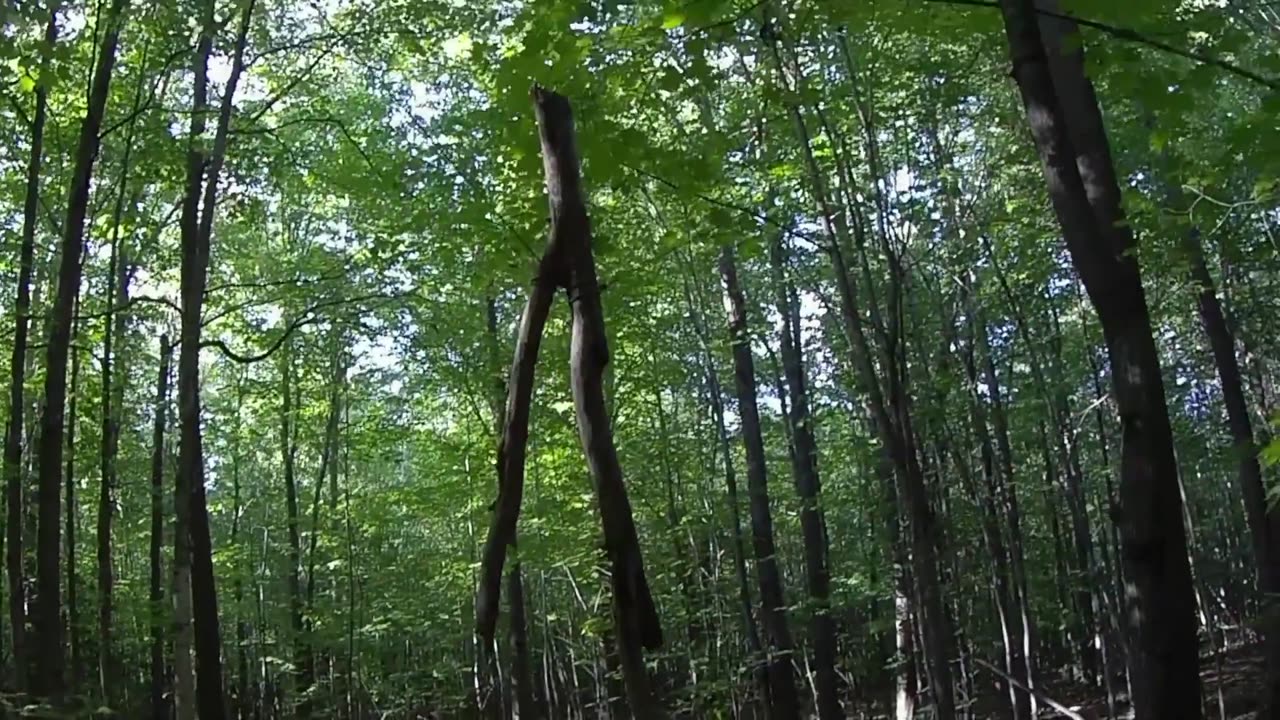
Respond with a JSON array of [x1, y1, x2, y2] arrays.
[[997, 1, 1203, 716], [3, 9, 57, 687], [31, 0, 128, 696], [544, 88, 664, 718], [719, 245, 801, 720]]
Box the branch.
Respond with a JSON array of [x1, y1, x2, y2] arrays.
[[926, 0, 1280, 90], [198, 292, 403, 364], [620, 160, 821, 245], [972, 658, 1086, 720]]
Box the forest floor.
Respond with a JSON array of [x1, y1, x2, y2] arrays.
[[1026, 641, 1263, 719]]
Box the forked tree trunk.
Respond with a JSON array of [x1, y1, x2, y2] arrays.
[[32, 0, 129, 695], [178, 2, 255, 717], [476, 86, 663, 718], [997, 1, 1202, 715]]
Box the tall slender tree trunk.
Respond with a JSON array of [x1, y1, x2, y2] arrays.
[[681, 267, 766, 709], [177, 2, 255, 717], [97, 208, 134, 708], [65, 324, 82, 693], [1182, 218, 1280, 710], [998, 2, 1203, 715], [768, 235, 840, 719], [97, 43, 148, 697], [719, 245, 800, 720], [3, 10, 58, 688], [279, 345, 306, 716], [151, 336, 172, 720], [765, 17, 955, 716], [31, 0, 129, 696]]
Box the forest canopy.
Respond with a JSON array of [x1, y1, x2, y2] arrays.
[[0, 0, 1277, 718]]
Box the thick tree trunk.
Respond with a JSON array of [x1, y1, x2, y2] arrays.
[[768, 235, 840, 719], [719, 245, 800, 720], [31, 0, 129, 696], [998, 1, 1203, 715], [3, 11, 57, 688], [151, 336, 172, 720]]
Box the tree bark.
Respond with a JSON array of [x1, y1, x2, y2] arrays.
[[998, 1, 1203, 714], [178, 2, 255, 717], [151, 336, 172, 720], [96, 38, 148, 698], [768, 235, 840, 719], [65, 328, 82, 692], [31, 0, 129, 696], [280, 344, 307, 716], [1183, 219, 1280, 710], [540, 87, 664, 717], [477, 86, 663, 716], [681, 267, 766, 708], [719, 245, 800, 720], [3, 9, 57, 688]]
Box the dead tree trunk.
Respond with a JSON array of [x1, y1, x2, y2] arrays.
[[474, 86, 664, 719]]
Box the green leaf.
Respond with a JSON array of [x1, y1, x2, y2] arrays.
[[661, 11, 685, 29], [18, 72, 34, 93]]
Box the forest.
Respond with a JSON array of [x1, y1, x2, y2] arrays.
[[0, 0, 1277, 718]]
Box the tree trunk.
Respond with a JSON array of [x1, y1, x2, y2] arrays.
[[3, 10, 57, 688], [768, 235, 840, 719], [1183, 220, 1280, 709], [280, 345, 307, 716], [178, 2, 255, 717], [997, 1, 1203, 714], [538, 88, 664, 718], [719, 245, 800, 720], [765, 18, 955, 716], [65, 329, 82, 693], [151, 336, 172, 720], [681, 267, 766, 709], [97, 212, 133, 708], [31, 0, 129, 696]]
